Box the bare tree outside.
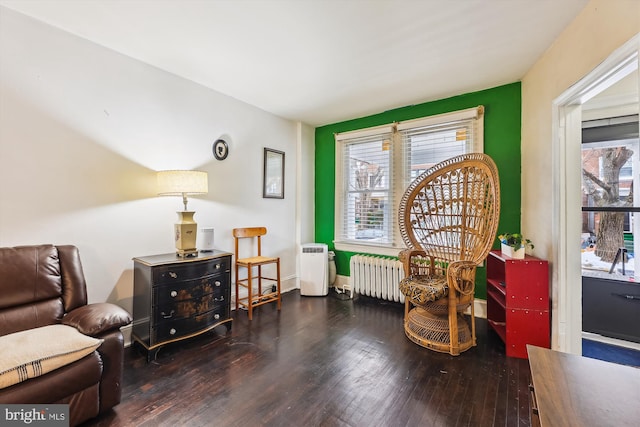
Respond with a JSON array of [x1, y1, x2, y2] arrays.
[[582, 146, 633, 263], [351, 158, 384, 234]]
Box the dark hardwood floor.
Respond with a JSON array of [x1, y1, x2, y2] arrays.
[[84, 290, 533, 427]]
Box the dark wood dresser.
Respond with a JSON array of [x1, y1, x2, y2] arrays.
[[132, 250, 232, 361]]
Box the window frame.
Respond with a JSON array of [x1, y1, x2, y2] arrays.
[[334, 106, 484, 256]]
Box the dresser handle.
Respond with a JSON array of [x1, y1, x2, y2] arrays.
[[214, 314, 220, 320], [161, 310, 175, 319], [215, 280, 221, 286], [170, 290, 178, 298], [169, 272, 178, 279], [215, 264, 221, 269], [215, 296, 225, 302], [169, 328, 177, 335]]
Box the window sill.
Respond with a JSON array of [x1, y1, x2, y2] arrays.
[[334, 241, 405, 257]]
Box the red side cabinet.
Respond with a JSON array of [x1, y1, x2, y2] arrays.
[[486, 250, 550, 359]]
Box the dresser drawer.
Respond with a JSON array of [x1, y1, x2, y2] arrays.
[[153, 275, 226, 305], [153, 258, 229, 284], [154, 293, 228, 324], [151, 307, 230, 343]]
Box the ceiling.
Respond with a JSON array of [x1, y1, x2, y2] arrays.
[[0, 0, 590, 126]]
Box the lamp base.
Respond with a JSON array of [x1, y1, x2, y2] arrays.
[[176, 248, 199, 258], [174, 211, 198, 256]]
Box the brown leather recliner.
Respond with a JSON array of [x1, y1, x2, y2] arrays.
[[0, 244, 132, 426]]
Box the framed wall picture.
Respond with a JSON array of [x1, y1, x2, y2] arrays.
[[263, 148, 285, 199]]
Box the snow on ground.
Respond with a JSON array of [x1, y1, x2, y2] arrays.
[[582, 250, 635, 279]]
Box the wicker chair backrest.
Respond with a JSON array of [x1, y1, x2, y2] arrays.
[[398, 153, 500, 265]]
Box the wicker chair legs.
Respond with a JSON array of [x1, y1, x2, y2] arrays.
[[403, 307, 475, 355]]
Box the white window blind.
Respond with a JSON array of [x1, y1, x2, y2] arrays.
[[336, 127, 395, 245], [398, 111, 483, 186], [334, 107, 484, 254]]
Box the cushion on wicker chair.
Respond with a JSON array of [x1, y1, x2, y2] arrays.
[[399, 275, 448, 305]]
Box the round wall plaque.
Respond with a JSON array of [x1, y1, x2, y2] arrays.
[[213, 139, 229, 160]]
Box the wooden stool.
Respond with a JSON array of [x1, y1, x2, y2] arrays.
[[233, 227, 281, 320]]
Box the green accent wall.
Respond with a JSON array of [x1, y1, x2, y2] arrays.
[[315, 82, 521, 299]]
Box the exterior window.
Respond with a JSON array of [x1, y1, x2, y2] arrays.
[[581, 131, 640, 280], [342, 132, 393, 244], [335, 107, 484, 255]]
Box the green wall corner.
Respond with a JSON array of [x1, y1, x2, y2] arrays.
[[314, 82, 522, 299]]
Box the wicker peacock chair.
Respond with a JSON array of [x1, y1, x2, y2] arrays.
[[398, 153, 500, 355]]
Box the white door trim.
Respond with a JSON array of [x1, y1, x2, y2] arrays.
[[552, 34, 639, 354]]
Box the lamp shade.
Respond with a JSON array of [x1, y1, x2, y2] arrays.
[[157, 170, 208, 196]]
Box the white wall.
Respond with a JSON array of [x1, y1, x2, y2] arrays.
[[297, 121, 315, 246], [0, 7, 308, 315], [296, 122, 316, 288], [521, 0, 639, 350]]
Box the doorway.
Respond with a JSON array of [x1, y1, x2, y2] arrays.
[[580, 111, 640, 345], [554, 34, 639, 354]]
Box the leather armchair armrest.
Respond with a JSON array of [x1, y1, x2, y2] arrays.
[[62, 303, 132, 337]]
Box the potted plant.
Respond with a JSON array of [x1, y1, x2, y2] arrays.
[[498, 233, 534, 259]]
